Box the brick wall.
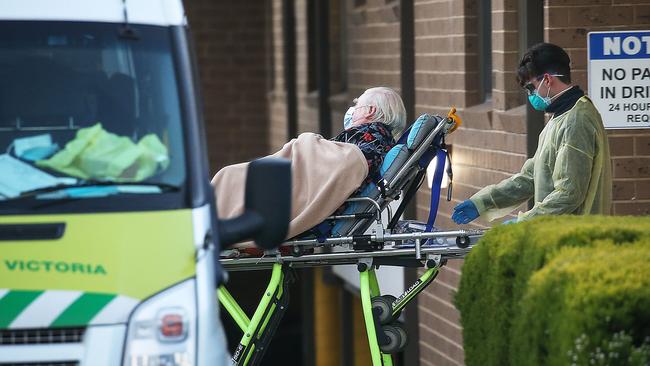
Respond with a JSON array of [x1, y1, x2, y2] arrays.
[[413, 2, 474, 364], [546, 0, 650, 216], [416, 1, 650, 365], [211, 0, 650, 365], [269, 0, 289, 151], [348, 0, 403, 98], [185, 0, 270, 173], [268, 0, 405, 147], [414, 0, 527, 364]]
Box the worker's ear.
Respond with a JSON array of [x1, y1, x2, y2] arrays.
[[544, 73, 554, 86]]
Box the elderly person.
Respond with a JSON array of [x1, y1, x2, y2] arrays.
[[333, 87, 406, 187], [213, 86, 406, 248]]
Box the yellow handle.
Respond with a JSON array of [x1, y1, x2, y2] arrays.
[[447, 106, 462, 133]]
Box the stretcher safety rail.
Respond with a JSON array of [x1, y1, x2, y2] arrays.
[[322, 110, 458, 240], [221, 229, 486, 271]]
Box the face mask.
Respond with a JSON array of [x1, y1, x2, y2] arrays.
[[11, 134, 60, 161], [21, 144, 59, 161], [528, 79, 552, 111], [343, 107, 355, 129]]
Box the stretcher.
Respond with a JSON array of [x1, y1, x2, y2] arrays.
[[218, 109, 487, 365]]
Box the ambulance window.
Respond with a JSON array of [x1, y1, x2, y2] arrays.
[[0, 22, 186, 201]]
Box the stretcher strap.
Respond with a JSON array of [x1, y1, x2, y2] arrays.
[[425, 149, 447, 233]]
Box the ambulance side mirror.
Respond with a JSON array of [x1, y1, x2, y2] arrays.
[[217, 158, 291, 250]]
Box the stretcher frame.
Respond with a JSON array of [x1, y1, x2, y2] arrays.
[[218, 229, 484, 366], [217, 109, 480, 365]]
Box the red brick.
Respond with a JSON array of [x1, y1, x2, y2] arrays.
[[613, 158, 650, 178], [492, 31, 519, 53], [493, 90, 524, 111], [614, 0, 650, 3], [609, 136, 635, 156], [548, 0, 612, 5], [612, 180, 636, 200], [614, 201, 650, 215], [492, 52, 520, 74], [492, 10, 519, 30], [636, 136, 650, 156], [567, 6, 634, 27], [547, 27, 590, 49], [492, 0, 518, 12], [493, 106, 527, 134], [635, 5, 650, 24], [637, 180, 650, 199], [420, 326, 465, 364]]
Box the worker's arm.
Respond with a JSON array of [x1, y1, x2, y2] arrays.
[[469, 156, 535, 220], [519, 116, 596, 220]]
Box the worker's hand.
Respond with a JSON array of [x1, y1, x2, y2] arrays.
[[452, 200, 479, 224], [503, 218, 518, 225]]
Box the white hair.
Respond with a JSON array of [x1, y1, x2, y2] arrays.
[[358, 87, 406, 138]]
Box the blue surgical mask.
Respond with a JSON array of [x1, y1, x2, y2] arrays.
[[21, 144, 59, 161], [528, 80, 552, 111], [10, 134, 59, 161], [528, 92, 551, 111], [343, 107, 355, 129], [526, 74, 565, 111]]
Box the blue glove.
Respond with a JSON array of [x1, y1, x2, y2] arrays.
[[452, 200, 479, 224], [503, 218, 518, 225]]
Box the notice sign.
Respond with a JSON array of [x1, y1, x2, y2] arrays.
[[588, 31, 650, 129]]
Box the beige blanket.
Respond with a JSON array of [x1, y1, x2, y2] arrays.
[[212, 133, 368, 247]]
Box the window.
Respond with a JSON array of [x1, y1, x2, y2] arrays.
[[0, 22, 186, 208], [478, 0, 492, 101]]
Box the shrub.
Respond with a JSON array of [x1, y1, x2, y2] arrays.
[[567, 332, 650, 366], [512, 240, 650, 365], [455, 216, 650, 366]]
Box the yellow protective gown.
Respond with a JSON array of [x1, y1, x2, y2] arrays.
[[470, 96, 612, 221]]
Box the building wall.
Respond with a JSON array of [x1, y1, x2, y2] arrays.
[[185, 0, 271, 173], [269, 0, 289, 151], [416, 1, 650, 365], [201, 0, 650, 364], [268, 0, 404, 149], [347, 0, 403, 98], [413, 1, 529, 364]]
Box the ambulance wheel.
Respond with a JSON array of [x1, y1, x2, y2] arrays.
[[372, 295, 396, 325], [379, 324, 407, 354], [456, 235, 470, 249], [291, 245, 305, 257]]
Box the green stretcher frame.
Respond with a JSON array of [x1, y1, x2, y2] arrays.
[[218, 263, 292, 365], [219, 256, 443, 366]]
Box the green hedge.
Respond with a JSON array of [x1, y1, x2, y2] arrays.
[[455, 216, 650, 366]]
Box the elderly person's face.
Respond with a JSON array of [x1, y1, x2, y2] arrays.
[[348, 92, 377, 127]]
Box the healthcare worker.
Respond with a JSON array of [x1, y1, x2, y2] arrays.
[[452, 43, 612, 225]]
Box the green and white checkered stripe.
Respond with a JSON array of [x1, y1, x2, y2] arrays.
[[0, 289, 138, 329]]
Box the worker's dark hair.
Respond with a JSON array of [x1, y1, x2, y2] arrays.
[[516, 43, 572, 87]]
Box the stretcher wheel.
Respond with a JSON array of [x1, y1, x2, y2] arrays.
[[456, 235, 470, 249], [380, 323, 408, 354], [372, 295, 397, 325], [290, 245, 305, 257], [394, 322, 408, 351]]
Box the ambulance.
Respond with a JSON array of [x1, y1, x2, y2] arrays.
[[0, 1, 289, 365]]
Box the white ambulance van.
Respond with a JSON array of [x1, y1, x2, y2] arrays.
[[0, 1, 290, 365]]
